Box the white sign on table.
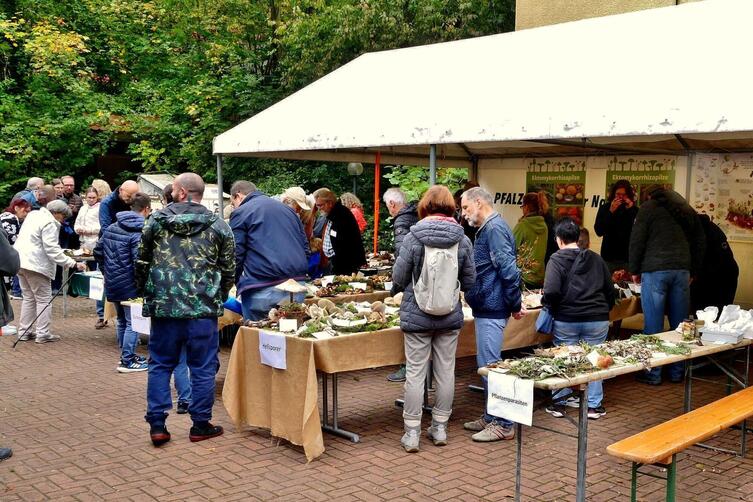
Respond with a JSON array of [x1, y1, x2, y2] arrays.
[[130, 303, 151, 335], [88, 277, 104, 301], [487, 371, 534, 426], [259, 330, 287, 370]]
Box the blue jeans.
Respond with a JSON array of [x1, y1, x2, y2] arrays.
[[475, 317, 512, 426], [641, 270, 689, 382], [241, 284, 305, 321], [11, 275, 21, 297], [114, 302, 139, 363], [552, 320, 610, 408], [145, 318, 219, 426], [173, 347, 192, 404]]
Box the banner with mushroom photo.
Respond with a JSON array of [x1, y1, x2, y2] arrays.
[[526, 159, 587, 226], [604, 157, 676, 206], [692, 153, 753, 242]]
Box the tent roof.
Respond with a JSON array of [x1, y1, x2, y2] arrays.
[[213, 0, 753, 167]]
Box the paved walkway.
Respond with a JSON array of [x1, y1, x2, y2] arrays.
[[1, 297, 753, 501]]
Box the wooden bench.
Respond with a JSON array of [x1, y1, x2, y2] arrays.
[[607, 386, 753, 502]]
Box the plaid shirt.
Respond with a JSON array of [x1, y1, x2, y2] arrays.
[[322, 221, 335, 258]]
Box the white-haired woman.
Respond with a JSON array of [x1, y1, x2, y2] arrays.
[[14, 199, 87, 343]]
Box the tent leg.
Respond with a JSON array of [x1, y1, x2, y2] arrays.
[[373, 152, 381, 254], [429, 144, 437, 185], [216, 155, 224, 216]]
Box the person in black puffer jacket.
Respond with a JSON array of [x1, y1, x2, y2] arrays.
[[392, 185, 476, 453], [543, 218, 614, 420]]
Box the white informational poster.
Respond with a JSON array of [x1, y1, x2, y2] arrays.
[[487, 371, 534, 426], [88, 277, 104, 301], [692, 154, 753, 242], [259, 330, 287, 370], [130, 303, 151, 335]]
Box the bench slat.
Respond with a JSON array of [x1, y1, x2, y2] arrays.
[[607, 386, 753, 464]]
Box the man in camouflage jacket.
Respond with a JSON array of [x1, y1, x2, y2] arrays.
[[136, 173, 235, 447]]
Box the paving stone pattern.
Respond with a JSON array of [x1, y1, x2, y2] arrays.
[[1, 298, 753, 501]]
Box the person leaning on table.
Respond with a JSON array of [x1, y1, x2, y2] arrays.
[[13, 193, 87, 343], [542, 217, 615, 420], [391, 185, 476, 453]]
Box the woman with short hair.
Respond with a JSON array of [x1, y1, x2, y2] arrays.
[[14, 199, 86, 343], [543, 217, 615, 420], [392, 185, 476, 452]]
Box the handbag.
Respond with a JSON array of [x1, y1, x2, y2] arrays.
[[535, 250, 583, 335], [535, 306, 554, 334]]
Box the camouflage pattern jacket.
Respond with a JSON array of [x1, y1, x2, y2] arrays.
[[135, 202, 235, 319]]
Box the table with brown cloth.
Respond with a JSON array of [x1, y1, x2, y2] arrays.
[[221, 297, 641, 461]]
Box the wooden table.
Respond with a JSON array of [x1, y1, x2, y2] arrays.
[[479, 331, 752, 502]]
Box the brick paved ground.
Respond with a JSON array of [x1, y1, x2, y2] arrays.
[[1, 297, 752, 501]]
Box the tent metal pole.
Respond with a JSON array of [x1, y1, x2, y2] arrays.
[[429, 144, 437, 185], [216, 154, 224, 216], [373, 152, 381, 254]]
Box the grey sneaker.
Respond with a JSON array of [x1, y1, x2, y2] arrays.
[[387, 365, 406, 382], [401, 427, 420, 453], [427, 421, 448, 446], [463, 416, 489, 432], [471, 422, 515, 442], [35, 334, 61, 344], [563, 395, 580, 408], [18, 332, 36, 341]]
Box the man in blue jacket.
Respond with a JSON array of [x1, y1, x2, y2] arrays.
[[461, 187, 525, 442], [229, 180, 309, 320], [99, 180, 140, 235], [95, 193, 152, 373]]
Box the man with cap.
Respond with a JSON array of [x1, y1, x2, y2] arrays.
[[229, 181, 309, 320]]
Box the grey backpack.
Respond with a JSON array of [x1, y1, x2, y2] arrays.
[[413, 243, 461, 316]]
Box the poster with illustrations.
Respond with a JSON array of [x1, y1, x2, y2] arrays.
[[692, 154, 753, 242], [604, 157, 676, 205], [526, 159, 586, 225]]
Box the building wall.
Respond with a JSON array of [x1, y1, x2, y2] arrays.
[[516, 0, 703, 30]]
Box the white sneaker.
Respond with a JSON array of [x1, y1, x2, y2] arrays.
[[401, 428, 420, 453], [563, 395, 581, 408]]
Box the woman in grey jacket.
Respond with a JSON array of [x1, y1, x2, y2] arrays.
[[392, 185, 476, 453]]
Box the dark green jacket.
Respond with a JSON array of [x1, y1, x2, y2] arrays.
[[136, 202, 235, 319]]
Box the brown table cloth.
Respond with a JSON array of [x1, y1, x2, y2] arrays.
[[222, 297, 641, 461]]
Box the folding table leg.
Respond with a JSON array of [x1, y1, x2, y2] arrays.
[[575, 384, 589, 502], [665, 455, 677, 502], [631, 462, 639, 502], [515, 423, 523, 502]]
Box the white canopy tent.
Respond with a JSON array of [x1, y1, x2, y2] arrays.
[[214, 0, 753, 197]]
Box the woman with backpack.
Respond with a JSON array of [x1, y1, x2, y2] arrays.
[[392, 185, 476, 453], [542, 218, 615, 420]]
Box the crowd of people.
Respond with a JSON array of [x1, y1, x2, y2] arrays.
[[0, 172, 741, 456]]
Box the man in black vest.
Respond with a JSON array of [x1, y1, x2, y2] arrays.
[[313, 188, 366, 275]]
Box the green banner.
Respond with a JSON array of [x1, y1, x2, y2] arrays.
[[526, 169, 586, 225]]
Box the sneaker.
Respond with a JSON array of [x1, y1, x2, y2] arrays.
[[545, 405, 567, 418], [94, 319, 108, 329], [463, 416, 489, 432], [387, 365, 406, 383], [17, 332, 36, 341], [426, 421, 448, 446], [471, 422, 515, 442], [177, 401, 190, 414], [189, 423, 224, 442], [635, 373, 662, 386], [587, 406, 607, 420], [401, 428, 420, 453], [35, 334, 60, 344], [0, 447, 12, 461], [563, 395, 581, 408], [150, 425, 171, 447], [136, 355, 148, 364], [117, 359, 148, 373]]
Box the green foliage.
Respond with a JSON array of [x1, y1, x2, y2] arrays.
[[384, 165, 468, 202], [0, 0, 514, 206]]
